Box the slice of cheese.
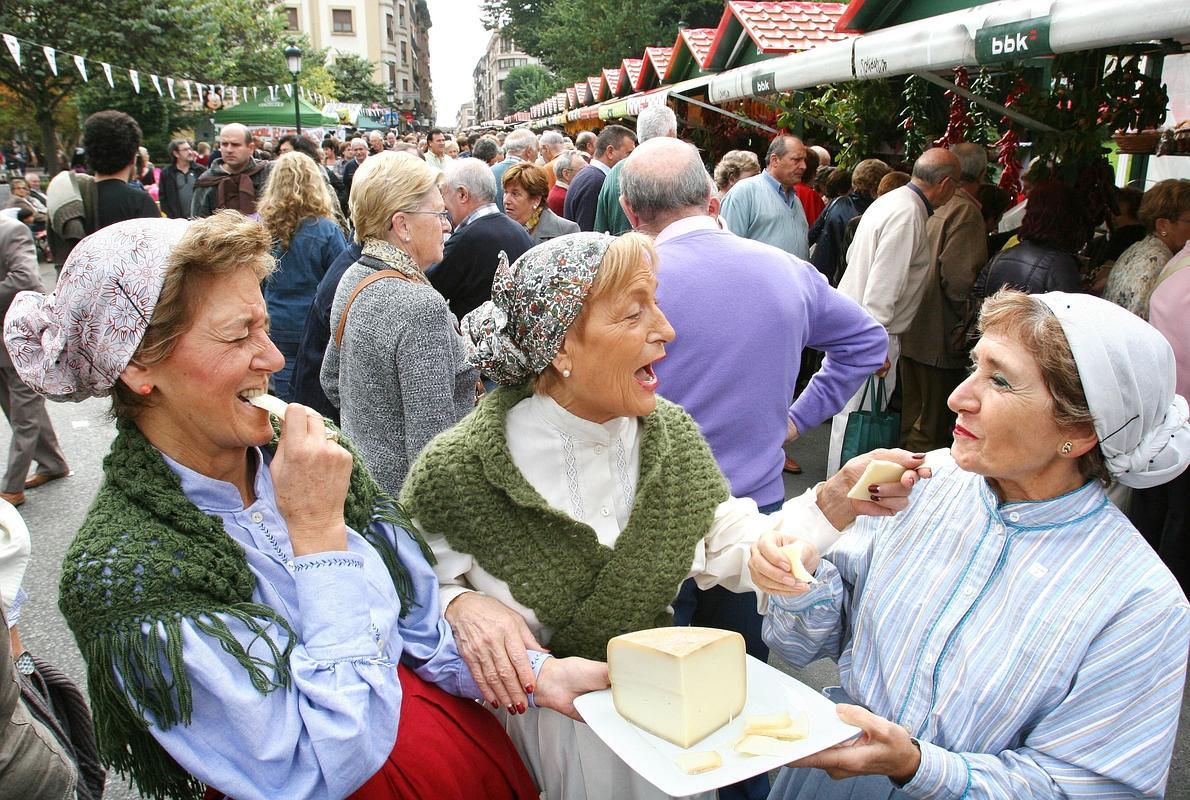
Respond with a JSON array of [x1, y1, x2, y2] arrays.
[[760, 712, 809, 741], [672, 750, 722, 775], [744, 709, 809, 740], [246, 393, 289, 419], [846, 459, 907, 500], [733, 734, 798, 757], [608, 627, 746, 748], [777, 542, 816, 583]]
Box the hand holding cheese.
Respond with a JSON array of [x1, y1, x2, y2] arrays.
[[267, 396, 352, 557], [814, 450, 933, 529], [749, 529, 821, 596], [608, 627, 746, 748], [845, 460, 909, 501]]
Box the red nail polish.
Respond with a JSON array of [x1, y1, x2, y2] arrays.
[[506, 705, 515, 714], [524, 684, 535, 694], [517, 702, 527, 714], [913, 453, 926, 459], [868, 484, 879, 494], [870, 494, 880, 502], [490, 700, 499, 709]]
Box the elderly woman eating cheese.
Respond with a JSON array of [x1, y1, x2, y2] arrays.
[[751, 290, 1190, 799], [2, 214, 608, 800], [400, 231, 927, 800]]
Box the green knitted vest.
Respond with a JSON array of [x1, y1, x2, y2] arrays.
[[401, 384, 730, 661], [58, 419, 431, 800]]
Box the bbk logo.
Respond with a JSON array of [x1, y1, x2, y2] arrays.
[[990, 28, 1038, 56]]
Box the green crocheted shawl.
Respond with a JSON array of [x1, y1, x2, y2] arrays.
[[401, 384, 730, 661], [58, 418, 431, 800]]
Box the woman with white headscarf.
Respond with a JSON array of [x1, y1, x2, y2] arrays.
[[751, 289, 1190, 800]]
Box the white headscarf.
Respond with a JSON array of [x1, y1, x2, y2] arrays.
[[1037, 292, 1190, 489]]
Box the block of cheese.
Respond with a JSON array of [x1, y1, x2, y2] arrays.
[[846, 459, 907, 500], [672, 750, 722, 775], [608, 627, 746, 748]]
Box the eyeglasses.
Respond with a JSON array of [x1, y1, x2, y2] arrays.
[[404, 210, 452, 224]]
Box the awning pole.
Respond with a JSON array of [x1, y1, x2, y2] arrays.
[[670, 93, 780, 134], [911, 70, 1059, 134]]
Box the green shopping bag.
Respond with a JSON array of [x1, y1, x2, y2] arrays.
[[841, 375, 900, 465]]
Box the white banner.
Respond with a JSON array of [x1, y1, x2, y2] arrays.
[[129, 69, 140, 93], [166, 76, 175, 98], [42, 45, 57, 75], [73, 54, 87, 81], [3, 34, 20, 68], [102, 62, 113, 87]]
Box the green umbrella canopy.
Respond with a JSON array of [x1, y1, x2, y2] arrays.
[[213, 93, 337, 127]]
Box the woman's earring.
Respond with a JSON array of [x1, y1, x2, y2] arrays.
[[1060, 441, 1073, 455], [562, 369, 571, 378], [139, 384, 152, 395]]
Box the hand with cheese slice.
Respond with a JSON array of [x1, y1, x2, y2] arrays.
[[777, 541, 819, 585]]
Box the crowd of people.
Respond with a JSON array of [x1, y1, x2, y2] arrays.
[[0, 101, 1188, 800]]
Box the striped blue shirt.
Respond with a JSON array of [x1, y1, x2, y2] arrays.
[[765, 453, 1189, 798]]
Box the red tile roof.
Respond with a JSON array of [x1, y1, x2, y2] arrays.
[[708, 2, 850, 69], [619, 58, 643, 93], [644, 46, 672, 81], [601, 68, 621, 99], [574, 82, 591, 104], [586, 75, 602, 100], [565, 87, 577, 107], [666, 27, 717, 79]]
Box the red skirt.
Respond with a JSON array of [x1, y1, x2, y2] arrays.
[[204, 666, 538, 800]]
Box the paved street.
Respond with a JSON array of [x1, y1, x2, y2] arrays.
[[3, 262, 1188, 798]]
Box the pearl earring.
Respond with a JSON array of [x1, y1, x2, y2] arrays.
[[1060, 441, 1073, 455], [562, 369, 571, 378]]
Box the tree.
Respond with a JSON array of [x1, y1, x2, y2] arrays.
[[481, 0, 723, 85], [328, 53, 386, 104], [501, 64, 557, 115]]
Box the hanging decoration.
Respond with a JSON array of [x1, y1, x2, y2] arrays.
[[73, 54, 87, 81], [150, 74, 162, 95], [3, 34, 20, 68], [43, 45, 57, 75], [995, 78, 1028, 198], [102, 62, 113, 87], [934, 66, 971, 147], [966, 69, 996, 146], [899, 74, 932, 160], [167, 76, 175, 98], [129, 69, 140, 93]]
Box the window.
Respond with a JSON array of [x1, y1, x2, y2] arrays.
[[332, 9, 353, 33], [285, 6, 299, 31], [403, 78, 410, 92], [400, 41, 407, 64], [386, 13, 395, 43], [399, 3, 405, 27]]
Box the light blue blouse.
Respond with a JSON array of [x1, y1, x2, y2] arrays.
[[765, 455, 1189, 799], [128, 448, 547, 800]]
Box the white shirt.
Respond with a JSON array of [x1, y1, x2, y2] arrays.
[[425, 393, 843, 643], [424, 152, 454, 173]]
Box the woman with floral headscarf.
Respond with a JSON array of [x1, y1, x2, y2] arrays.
[[2, 213, 606, 800], [400, 231, 929, 800]]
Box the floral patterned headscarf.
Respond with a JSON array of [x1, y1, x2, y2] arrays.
[[3, 217, 191, 401], [461, 232, 614, 385]]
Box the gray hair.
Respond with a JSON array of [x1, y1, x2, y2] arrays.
[[765, 134, 802, 164], [951, 142, 988, 183], [554, 150, 582, 179], [912, 148, 962, 186], [636, 105, 677, 142], [576, 131, 596, 151], [541, 130, 565, 148], [472, 136, 500, 163], [444, 157, 497, 202], [620, 138, 711, 220], [504, 128, 536, 156]]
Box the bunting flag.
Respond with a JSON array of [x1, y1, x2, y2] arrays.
[[43, 45, 57, 75], [102, 62, 113, 87], [183, 79, 192, 100], [129, 69, 140, 93], [284, 84, 293, 97], [252, 86, 258, 99], [150, 74, 162, 95], [73, 54, 87, 81], [166, 76, 175, 98], [230, 85, 238, 103], [3, 34, 20, 68]]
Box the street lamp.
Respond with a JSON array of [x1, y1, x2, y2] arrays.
[[284, 44, 302, 134]]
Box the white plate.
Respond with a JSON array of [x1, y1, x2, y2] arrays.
[[573, 655, 860, 796]]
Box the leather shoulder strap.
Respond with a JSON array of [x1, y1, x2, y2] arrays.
[[334, 269, 410, 348]]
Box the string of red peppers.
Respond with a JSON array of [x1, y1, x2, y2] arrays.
[[995, 78, 1029, 198]]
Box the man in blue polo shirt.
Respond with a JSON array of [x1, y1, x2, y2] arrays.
[[719, 134, 810, 260]]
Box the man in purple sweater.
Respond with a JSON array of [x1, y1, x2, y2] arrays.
[[620, 139, 886, 795]]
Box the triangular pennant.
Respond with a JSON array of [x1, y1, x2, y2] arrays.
[[150, 74, 162, 95], [230, 85, 238, 103], [73, 54, 87, 81], [3, 34, 20, 68], [167, 76, 175, 98], [252, 86, 258, 99], [42, 45, 57, 75], [241, 86, 247, 101], [285, 84, 293, 97], [129, 69, 140, 93], [102, 62, 113, 87], [183, 79, 192, 100]]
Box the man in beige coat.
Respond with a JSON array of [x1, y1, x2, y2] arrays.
[[899, 142, 990, 452]]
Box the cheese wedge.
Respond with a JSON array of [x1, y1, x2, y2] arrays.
[[672, 750, 722, 775], [759, 712, 809, 741], [246, 393, 290, 419], [733, 734, 797, 757], [744, 709, 809, 740], [846, 459, 907, 500], [608, 627, 746, 748], [777, 542, 816, 583]]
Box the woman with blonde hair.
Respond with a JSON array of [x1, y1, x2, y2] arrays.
[[321, 151, 478, 496], [257, 150, 348, 400]]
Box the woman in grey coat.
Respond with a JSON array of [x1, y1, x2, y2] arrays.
[[502, 162, 580, 243], [321, 152, 478, 494]]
